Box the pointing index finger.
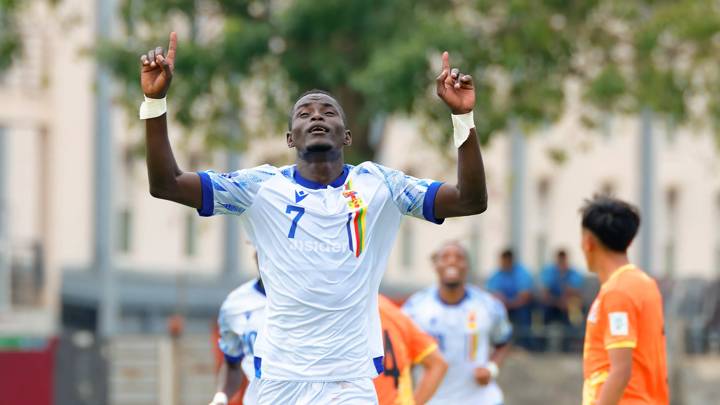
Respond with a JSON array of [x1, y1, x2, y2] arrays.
[[166, 32, 178, 65], [441, 51, 450, 73]]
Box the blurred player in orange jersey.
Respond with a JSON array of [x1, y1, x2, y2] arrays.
[[374, 295, 448, 405], [580, 196, 669, 405]]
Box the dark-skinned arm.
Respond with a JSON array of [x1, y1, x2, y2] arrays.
[[145, 115, 201, 208], [413, 348, 448, 405], [474, 342, 511, 385], [431, 52, 488, 218], [209, 360, 246, 405], [435, 129, 488, 218], [507, 291, 532, 310], [140, 32, 202, 209]]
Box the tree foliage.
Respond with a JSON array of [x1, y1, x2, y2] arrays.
[[104, 0, 604, 162], [102, 0, 720, 160], [583, 0, 720, 142], [0, 0, 23, 72]]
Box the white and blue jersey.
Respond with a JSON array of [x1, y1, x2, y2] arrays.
[[198, 162, 443, 381], [218, 279, 267, 380], [403, 285, 512, 405]]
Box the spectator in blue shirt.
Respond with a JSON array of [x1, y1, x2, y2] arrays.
[[539, 249, 584, 327], [486, 249, 534, 335]]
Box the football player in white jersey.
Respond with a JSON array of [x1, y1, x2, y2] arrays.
[[209, 277, 266, 405], [403, 241, 512, 405], [139, 32, 488, 404]]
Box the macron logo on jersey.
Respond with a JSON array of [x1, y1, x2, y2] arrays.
[[295, 190, 308, 203]]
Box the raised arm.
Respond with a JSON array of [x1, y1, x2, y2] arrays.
[[140, 32, 202, 209], [432, 52, 488, 218]]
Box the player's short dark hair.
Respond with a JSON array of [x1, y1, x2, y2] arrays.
[[432, 240, 470, 262], [556, 249, 567, 259], [580, 195, 641, 253], [501, 248, 513, 260], [288, 89, 347, 130]]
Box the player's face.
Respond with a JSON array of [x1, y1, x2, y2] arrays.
[[500, 255, 512, 270], [434, 244, 468, 288], [287, 94, 351, 155], [557, 255, 568, 270]]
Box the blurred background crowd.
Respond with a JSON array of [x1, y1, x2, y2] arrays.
[[2, 0, 720, 404]]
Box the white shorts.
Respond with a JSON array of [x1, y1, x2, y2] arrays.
[[247, 378, 378, 405]]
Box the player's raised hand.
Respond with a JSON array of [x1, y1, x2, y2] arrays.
[[140, 32, 177, 99], [436, 51, 475, 114]]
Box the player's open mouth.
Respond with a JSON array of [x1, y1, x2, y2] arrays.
[[308, 125, 330, 134]]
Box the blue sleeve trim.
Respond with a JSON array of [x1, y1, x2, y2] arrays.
[[422, 181, 445, 224], [373, 355, 384, 375], [197, 171, 214, 217], [254, 356, 262, 379], [224, 353, 243, 365]]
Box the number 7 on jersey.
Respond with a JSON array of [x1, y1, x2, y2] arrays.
[[285, 205, 305, 238]]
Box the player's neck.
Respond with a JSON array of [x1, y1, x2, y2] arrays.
[[295, 158, 345, 186], [596, 253, 631, 284], [438, 285, 467, 305]]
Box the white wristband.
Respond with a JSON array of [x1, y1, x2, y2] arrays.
[[486, 361, 499, 380], [139, 96, 167, 120], [210, 392, 228, 405], [451, 110, 475, 148]]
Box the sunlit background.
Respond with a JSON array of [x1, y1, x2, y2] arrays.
[[1, 0, 720, 404]]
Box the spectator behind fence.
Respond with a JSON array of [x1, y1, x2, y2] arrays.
[[486, 249, 533, 348], [539, 249, 585, 327]]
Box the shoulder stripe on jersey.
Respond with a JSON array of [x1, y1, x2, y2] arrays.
[[412, 342, 438, 365], [345, 213, 354, 252], [343, 181, 367, 257], [197, 171, 214, 217], [605, 341, 637, 350]]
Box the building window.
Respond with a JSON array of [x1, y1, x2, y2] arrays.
[[184, 213, 197, 257], [664, 187, 678, 278], [117, 208, 132, 253], [601, 112, 613, 139], [401, 222, 413, 270]]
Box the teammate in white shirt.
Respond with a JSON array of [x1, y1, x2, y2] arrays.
[[403, 241, 512, 405], [139, 32, 488, 404], [209, 278, 266, 405]]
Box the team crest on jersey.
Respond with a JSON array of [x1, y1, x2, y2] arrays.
[[343, 180, 367, 257], [467, 311, 477, 330]]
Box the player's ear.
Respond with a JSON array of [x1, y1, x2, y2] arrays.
[[286, 131, 294, 148], [343, 130, 352, 146]]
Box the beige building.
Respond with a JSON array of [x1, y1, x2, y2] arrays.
[[2, 0, 720, 341]]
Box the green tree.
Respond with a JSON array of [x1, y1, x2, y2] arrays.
[[0, 0, 24, 72], [104, 0, 602, 161], [583, 0, 720, 142]]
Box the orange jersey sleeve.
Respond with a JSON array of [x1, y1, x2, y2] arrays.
[[600, 290, 638, 350]]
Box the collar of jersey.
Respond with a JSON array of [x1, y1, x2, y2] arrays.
[[435, 288, 468, 306], [605, 263, 636, 285], [292, 164, 350, 190]]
